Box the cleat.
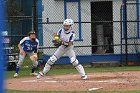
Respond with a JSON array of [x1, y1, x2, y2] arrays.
[[36, 72, 44, 79], [14, 73, 18, 78], [30, 72, 38, 76], [81, 75, 88, 80]]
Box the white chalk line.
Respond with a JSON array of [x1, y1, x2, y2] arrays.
[[21, 80, 104, 91], [21, 79, 128, 91], [21, 79, 125, 83]]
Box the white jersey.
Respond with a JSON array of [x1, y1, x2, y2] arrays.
[[56, 28, 75, 43]]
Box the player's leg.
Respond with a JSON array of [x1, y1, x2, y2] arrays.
[[66, 48, 87, 80], [29, 52, 38, 76], [14, 53, 26, 77], [37, 46, 65, 79]]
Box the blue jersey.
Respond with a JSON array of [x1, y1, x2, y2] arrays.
[[20, 37, 39, 52]]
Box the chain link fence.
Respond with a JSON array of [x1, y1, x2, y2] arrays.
[[41, 0, 114, 55], [40, 0, 125, 64], [4, 0, 140, 71], [4, 0, 34, 71], [120, 1, 140, 65]]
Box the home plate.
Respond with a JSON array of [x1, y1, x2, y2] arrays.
[[88, 87, 103, 91]]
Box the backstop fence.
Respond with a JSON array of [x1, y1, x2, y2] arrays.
[[4, 0, 140, 71]]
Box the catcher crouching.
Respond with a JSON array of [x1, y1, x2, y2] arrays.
[[37, 19, 87, 80]]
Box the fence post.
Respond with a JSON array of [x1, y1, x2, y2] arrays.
[[32, 0, 37, 34], [136, 0, 139, 37], [122, 0, 128, 65], [120, 5, 123, 66]]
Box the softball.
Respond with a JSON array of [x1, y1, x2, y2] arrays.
[[54, 36, 59, 40]]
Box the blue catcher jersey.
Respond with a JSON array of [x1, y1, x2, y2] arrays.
[[20, 37, 39, 52]]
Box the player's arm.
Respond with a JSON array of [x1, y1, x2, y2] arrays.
[[31, 39, 39, 61], [68, 41, 73, 46], [62, 41, 72, 47], [18, 43, 25, 55], [18, 37, 26, 55], [53, 32, 59, 40], [62, 33, 75, 47], [18, 43, 23, 51], [55, 29, 62, 37], [53, 29, 63, 39], [53, 32, 58, 37]]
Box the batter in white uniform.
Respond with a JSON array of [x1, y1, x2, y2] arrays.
[[37, 19, 87, 80]]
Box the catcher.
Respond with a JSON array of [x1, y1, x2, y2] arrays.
[[14, 31, 39, 77], [37, 19, 87, 80]]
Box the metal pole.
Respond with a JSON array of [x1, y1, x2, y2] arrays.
[[123, 0, 128, 65], [32, 0, 37, 33], [136, 0, 139, 37], [120, 5, 123, 66]]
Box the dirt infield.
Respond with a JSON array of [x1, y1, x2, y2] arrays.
[[6, 71, 140, 91]]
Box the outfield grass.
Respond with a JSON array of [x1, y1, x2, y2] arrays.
[[6, 90, 140, 93], [6, 65, 140, 79], [6, 55, 140, 79]]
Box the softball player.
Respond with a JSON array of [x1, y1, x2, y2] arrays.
[[37, 19, 87, 80], [14, 31, 39, 77]]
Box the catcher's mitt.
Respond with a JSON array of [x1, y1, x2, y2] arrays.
[[52, 36, 62, 47]]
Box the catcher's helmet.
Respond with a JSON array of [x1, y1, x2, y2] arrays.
[[28, 31, 36, 36], [63, 19, 74, 26]]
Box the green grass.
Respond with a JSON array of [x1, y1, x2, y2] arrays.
[[6, 65, 140, 79], [6, 90, 140, 93], [6, 54, 140, 79]]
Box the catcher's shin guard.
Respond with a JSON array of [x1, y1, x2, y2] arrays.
[[42, 63, 51, 75], [71, 57, 87, 78], [36, 63, 51, 79], [42, 55, 57, 74], [75, 64, 86, 77]]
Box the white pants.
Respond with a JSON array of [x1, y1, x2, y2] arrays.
[[54, 45, 76, 60], [42, 45, 86, 77]]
